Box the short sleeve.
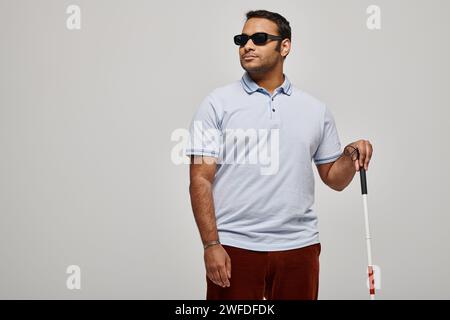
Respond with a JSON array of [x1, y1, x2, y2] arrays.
[[313, 104, 342, 165], [184, 93, 223, 158]]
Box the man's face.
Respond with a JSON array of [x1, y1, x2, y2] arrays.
[[238, 18, 288, 73]]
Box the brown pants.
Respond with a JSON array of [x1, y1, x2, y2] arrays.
[[206, 243, 321, 300]]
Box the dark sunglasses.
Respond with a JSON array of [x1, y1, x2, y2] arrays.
[[233, 32, 283, 46]]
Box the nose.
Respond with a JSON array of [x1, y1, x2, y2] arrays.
[[243, 38, 256, 50]]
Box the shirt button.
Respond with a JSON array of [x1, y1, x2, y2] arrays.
[[272, 108, 275, 112]]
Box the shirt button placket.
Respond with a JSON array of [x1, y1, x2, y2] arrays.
[[269, 93, 281, 127], [270, 94, 278, 119]]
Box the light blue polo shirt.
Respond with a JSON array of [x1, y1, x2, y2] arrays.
[[185, 71, 342, 251]]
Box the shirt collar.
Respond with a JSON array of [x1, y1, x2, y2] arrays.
[[240, 71, 292, 96]]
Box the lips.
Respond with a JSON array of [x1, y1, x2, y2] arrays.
[[243, 55, 258, 60]]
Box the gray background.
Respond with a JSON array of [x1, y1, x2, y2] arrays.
[[1, 0, 449, 299]]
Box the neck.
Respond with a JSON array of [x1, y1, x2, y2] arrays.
[[248, 65, 284, 95]]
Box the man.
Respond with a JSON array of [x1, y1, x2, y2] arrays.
[[185, 10, 373, 300]]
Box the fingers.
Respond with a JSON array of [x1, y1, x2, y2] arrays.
[[354, 140, 373, 171], [226, 256, 232, 279], [355, 145, 361, 171], [219, 266, 230, 287], [211, 270, 222, 287], [359, 144, 365, 171], [206, 255, 231, 288], [365, 142, 373, 170], [208, 267, 230, 288]]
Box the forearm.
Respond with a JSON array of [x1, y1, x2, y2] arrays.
[[189, 178, 219, 244], [326, 151, 357, 191]]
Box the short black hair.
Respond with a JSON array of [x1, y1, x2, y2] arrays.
[[245, 10, 291, 53]]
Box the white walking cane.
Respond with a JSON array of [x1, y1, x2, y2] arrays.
[[356, 148, 376, 300]]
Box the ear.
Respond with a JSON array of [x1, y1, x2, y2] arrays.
[[281, 39, 291, 57]]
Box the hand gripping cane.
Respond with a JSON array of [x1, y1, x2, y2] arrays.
[[356, 148, 376, 300]]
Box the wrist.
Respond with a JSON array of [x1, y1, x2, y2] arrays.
[[203, 240, 221, 250], [343, 144, 359, 159]]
